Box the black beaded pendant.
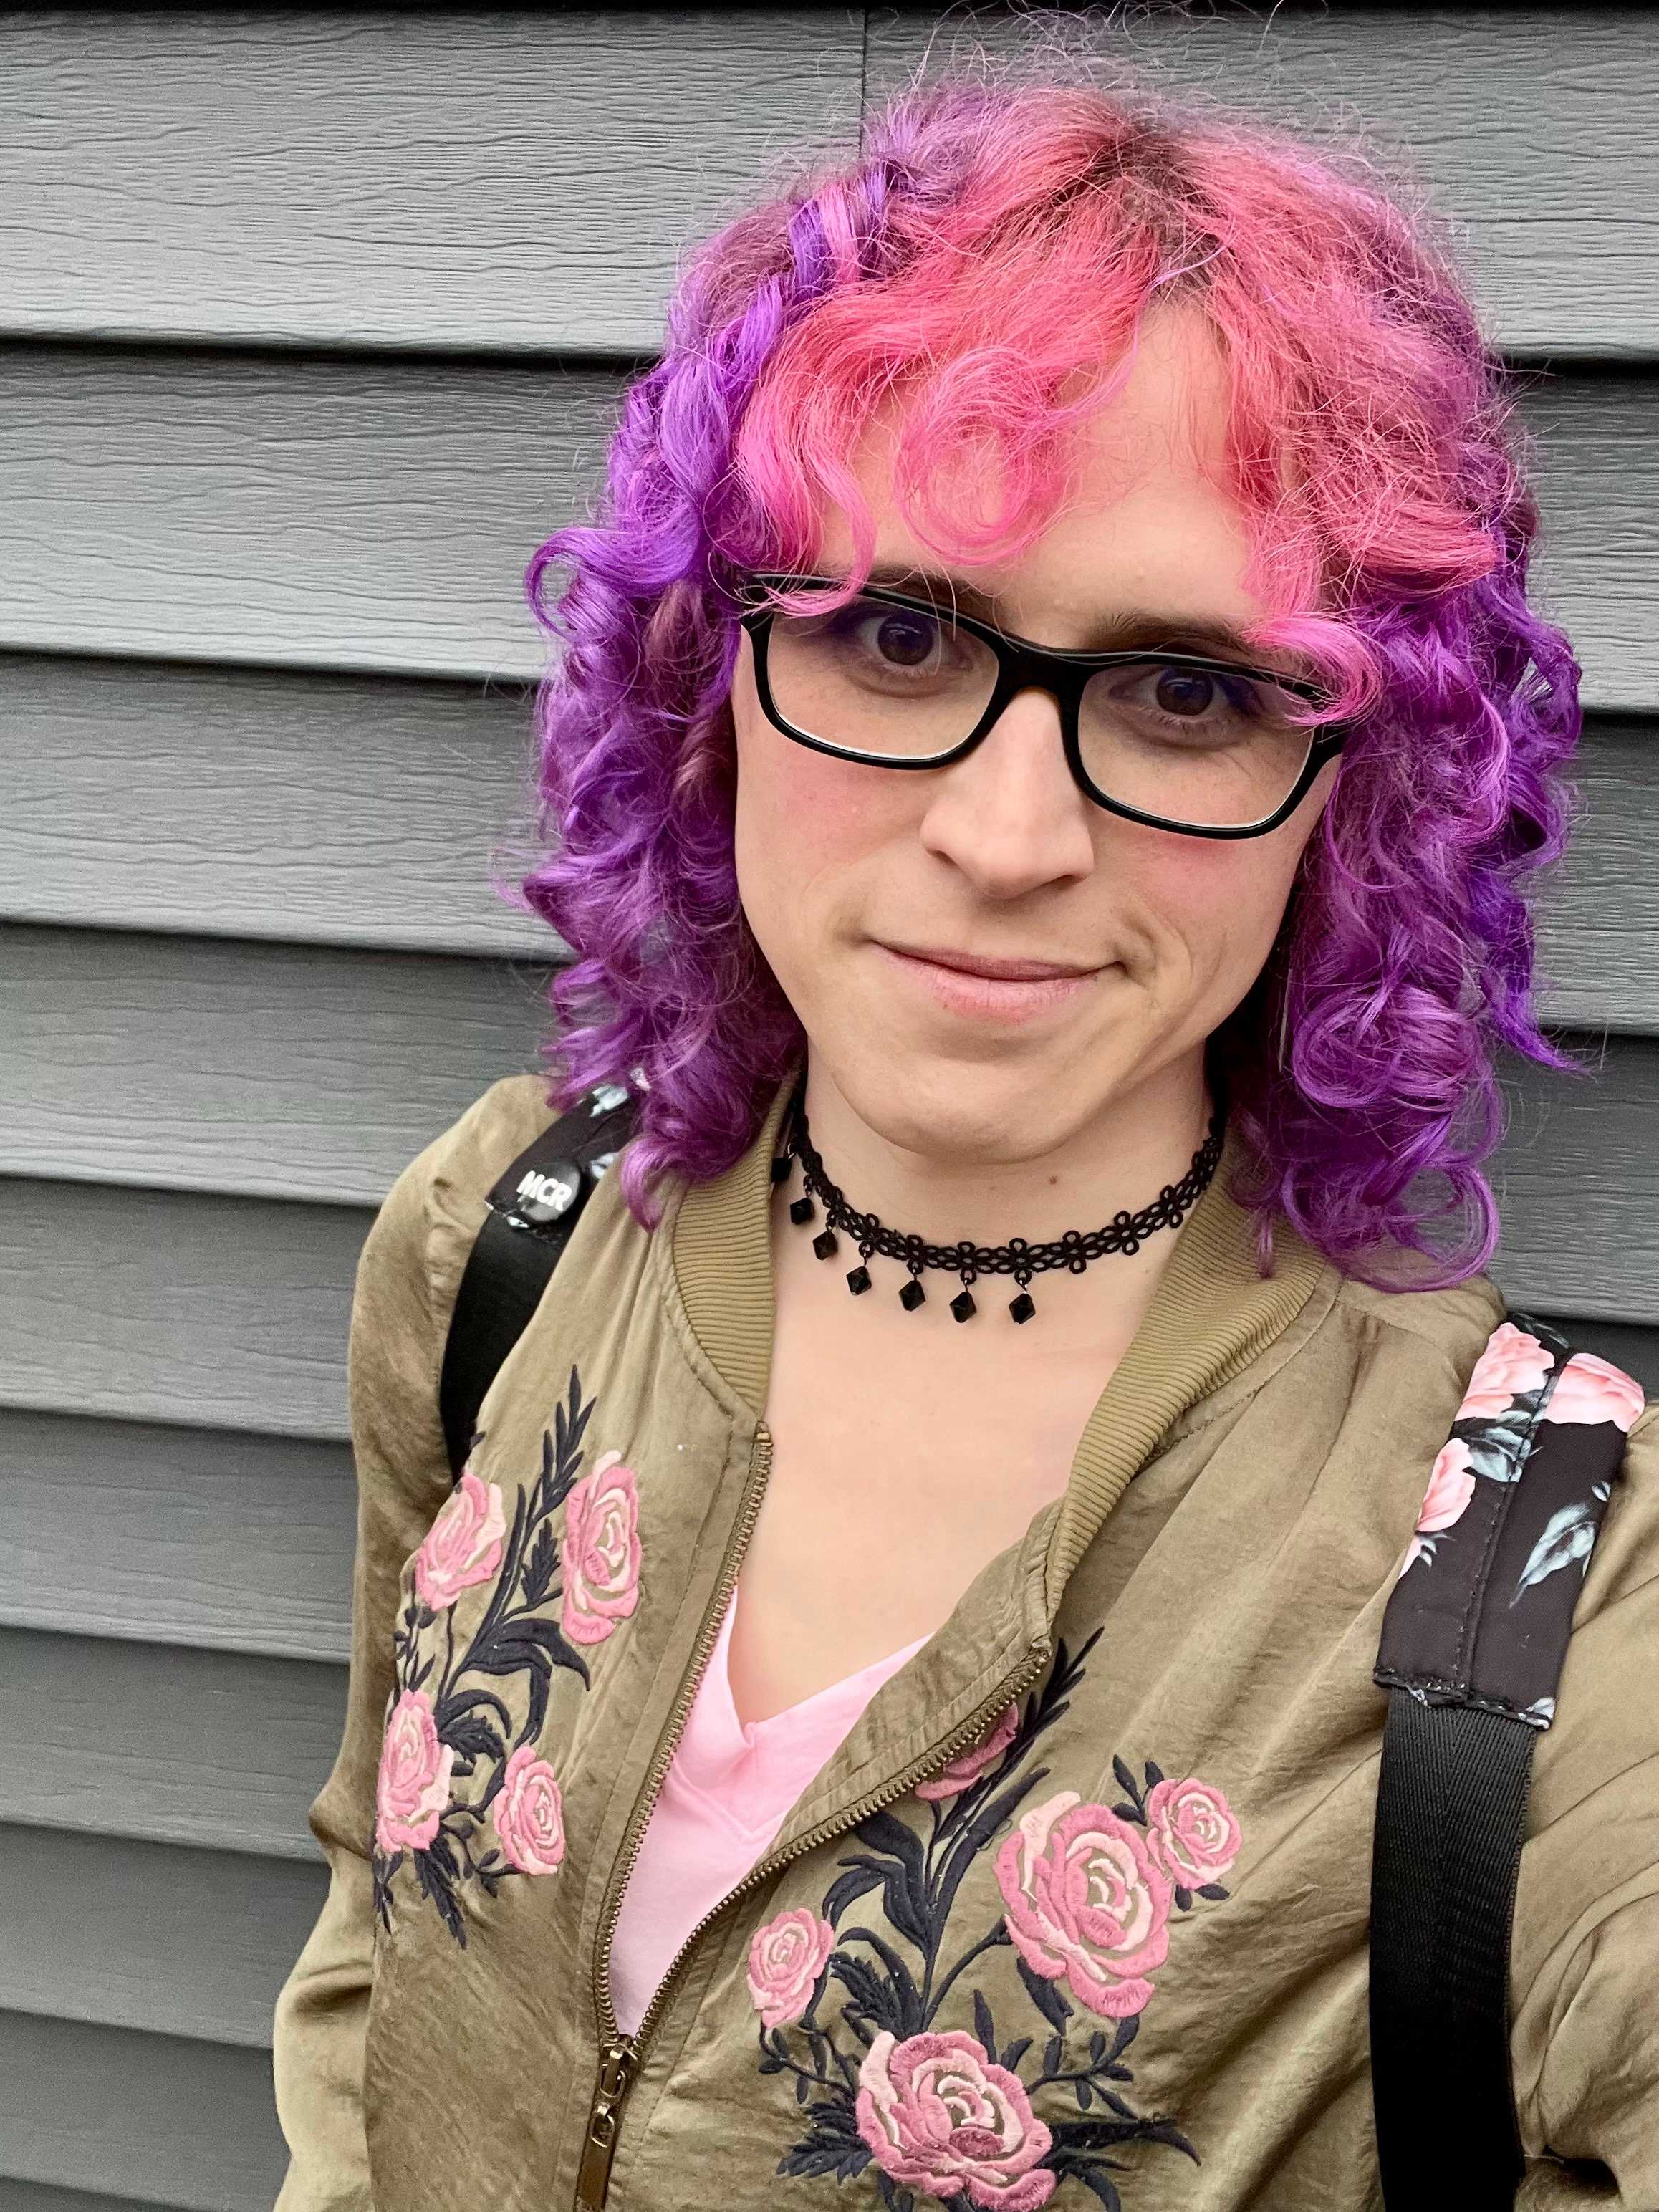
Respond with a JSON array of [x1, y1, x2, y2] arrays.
[[812, 1228, 838, 1261], [847, 1264, 872, 1295], [1009, 1291, 1036, 1324], [789, 1195, 814, 1226], [950, 1287, 977, 1323], [770, 1153, 792, 1184], [899, 1276, 925, 1311]]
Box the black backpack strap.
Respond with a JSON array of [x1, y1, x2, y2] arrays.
[[1369, 1310, 1638, 2209], [436, 1083, 640, 1480]]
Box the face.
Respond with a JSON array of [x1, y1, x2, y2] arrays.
[[729, 306, 1336, 1167]]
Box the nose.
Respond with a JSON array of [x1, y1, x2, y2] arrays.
[[915, 685, 1097, 900]]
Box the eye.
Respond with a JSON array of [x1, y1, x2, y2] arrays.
[[1106, 660, 1282, 730], [860, 607, 944, 668], [1149, 667, 1222, 718]]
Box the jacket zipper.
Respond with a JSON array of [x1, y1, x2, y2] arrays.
[[573, 1418, 1051, 2211]]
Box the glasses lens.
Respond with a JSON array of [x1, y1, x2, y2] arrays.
[[1078, 659, 1318, 830], [761, 590, 998, 759]]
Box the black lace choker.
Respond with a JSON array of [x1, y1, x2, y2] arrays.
[[770, 1085, 1224, 1324]]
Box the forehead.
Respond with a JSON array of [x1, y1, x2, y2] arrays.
[[813, 305, 1264, 639], [831, 307, 1231, 521]]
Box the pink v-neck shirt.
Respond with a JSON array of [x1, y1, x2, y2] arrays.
[[610, 1592, 928, 2037]]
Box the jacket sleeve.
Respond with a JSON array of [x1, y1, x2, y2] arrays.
[[1511, 1406, 1659, 2207], [271, 1076, 553, 2208]]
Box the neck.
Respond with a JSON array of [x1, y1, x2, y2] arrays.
[[798, 1051, 1213, 1244], [778, 1048, 1216, 1346]]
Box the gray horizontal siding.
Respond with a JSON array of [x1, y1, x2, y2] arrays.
[[1521, 375, 1658, 713], [0, 345, 622, 681], [0, 1411, 354, 1661], [1491, 1034, 1659, 1324], [0, 7, 863, 357], [0, 349, 1653, 709], [0, 1180, 368, 1437], [0, 925, 549, 1203], [0, 2186, 186, 2212], [0, 2011, 284, 2211], [1, 1627, 344, 1859], [869, 5, 1659, 361], [0, 653, 548, 953], [0, 1824, 323, 2048], [1534, 718, 1659, 1032], [6, 8, 1655, 360]]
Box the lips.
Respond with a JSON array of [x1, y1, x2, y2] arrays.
[[881, 943, 1101, 982], [875, 941, 1105, 1027]]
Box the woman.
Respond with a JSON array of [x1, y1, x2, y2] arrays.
[[272, 57, 1658, 2212]]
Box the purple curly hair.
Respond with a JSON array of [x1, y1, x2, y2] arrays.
[[520, 59, 1579, 1288]]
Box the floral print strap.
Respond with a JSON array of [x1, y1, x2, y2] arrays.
[[1375, 1312, 1643, 1728]]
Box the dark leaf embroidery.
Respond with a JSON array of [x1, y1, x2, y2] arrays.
[[1020, 1952, 1072, 2035], [748, 1634, 1243, 2206], [370, 1365, 640, 1944]]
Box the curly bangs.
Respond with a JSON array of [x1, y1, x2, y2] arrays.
[[519, 49, 1580, 1289]]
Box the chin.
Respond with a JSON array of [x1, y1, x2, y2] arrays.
[[832, 1031, 1112, 1168]]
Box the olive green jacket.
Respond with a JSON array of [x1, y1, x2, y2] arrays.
[[271, 1072, 1659, 2212]]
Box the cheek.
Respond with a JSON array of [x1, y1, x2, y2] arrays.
[[732, 711, 914, 956], [1122, 823, 1306, 987], [736, 730, 871, 866]]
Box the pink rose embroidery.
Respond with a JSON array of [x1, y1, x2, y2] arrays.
[[561, 1450, 642, 1646], [995, 1789, 1172, 2019], [1544, 1354, 1643, 1435], [746, 1908, 835, 2029], [857, 2029, 1056, 2211], [375, 1688, 454, 1854], [1456, 1322, 1552, 1423], [413, 1467, 507, 1611], [1145, 1776, 1241, 1888], [491, 1744, 567, 1875], [917, 1703, 1021, 1802], [747, 1637, 1229, 2202]]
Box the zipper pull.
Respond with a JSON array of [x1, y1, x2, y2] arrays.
[[575, 2037, 640, 2211]]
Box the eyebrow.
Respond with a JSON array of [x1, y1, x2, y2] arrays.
[[860, 561, 1264, 662]]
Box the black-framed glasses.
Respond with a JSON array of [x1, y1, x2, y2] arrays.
[[734, 571, 1347, 840]]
